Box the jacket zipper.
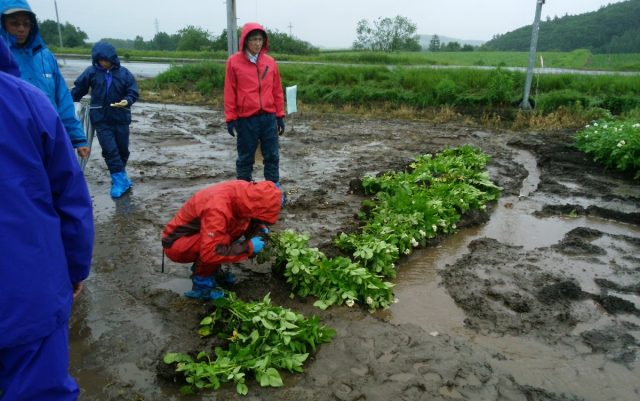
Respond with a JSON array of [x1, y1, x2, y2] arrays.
[[256, 63, 263, 111]]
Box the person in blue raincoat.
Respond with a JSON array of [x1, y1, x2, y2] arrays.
[[72, 41, 139, 198], [0, 38, 94, 400], [0, 0, 89, 159]]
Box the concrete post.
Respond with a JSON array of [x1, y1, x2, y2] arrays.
[[226, 0, 238, 56], [520, 0, 545, 110]]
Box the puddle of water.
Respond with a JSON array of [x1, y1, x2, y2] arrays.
[[383, 244, 468, 334], [155, 277, 193, 295]]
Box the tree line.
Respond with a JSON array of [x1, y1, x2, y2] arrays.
[[38, 21, 319, 55], [483, 0, 640, 53]]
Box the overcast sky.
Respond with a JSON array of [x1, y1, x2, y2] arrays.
[[28, 0, 626, 48]]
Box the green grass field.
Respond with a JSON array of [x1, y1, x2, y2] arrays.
[[54, 46, 640, 72]]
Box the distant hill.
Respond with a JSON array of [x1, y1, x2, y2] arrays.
[[418, 34, 485, 49], [483, 0, 640, 53]]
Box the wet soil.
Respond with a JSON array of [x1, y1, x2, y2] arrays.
[[70, 103, 640, 401]]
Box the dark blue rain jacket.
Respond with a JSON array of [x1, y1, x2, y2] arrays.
[[0, 38, 94, 349], [0, 0, 88, 148], [71, 41, 139, 125]]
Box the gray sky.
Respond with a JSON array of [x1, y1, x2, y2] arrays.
[[30, 0, 626, 48]]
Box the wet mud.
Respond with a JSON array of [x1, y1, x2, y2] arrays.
[[71, 103, 640, 401]]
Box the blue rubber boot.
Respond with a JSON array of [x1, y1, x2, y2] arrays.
[[184, 275, 224, 300], [110, 172, 132, 198]]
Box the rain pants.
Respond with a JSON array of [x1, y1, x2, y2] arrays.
[[0, 37, 94, 400]]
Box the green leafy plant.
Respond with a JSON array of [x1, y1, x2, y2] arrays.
[[261, 146, 500, 311], [575, 118, 640, 179], [264, 230, 396, 310], [164, 293, 335, 395]]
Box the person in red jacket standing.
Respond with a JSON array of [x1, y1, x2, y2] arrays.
[[161, 180, 283, 300], [224, 22, 285, 184]]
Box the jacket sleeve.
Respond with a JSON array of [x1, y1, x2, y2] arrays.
[[71, 67, 91, 102], [223, 58, 238, 123], [41, 95, 94, 283], [272, 61, 285, 118], [198, 207, 253, 265], [51, 55, 88, 148], [123, 68, 139, 106]]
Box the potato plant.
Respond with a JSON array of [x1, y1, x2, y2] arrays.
[[266, 230, 396, 310], [164, 293, 335, 395], [575, 118, 640, 179], [263, 145, 501, 310]]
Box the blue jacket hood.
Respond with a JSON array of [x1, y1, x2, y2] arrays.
[[0, 33, 19, 76], [91, 41, 120, 67], [0, 0, 46, 51]]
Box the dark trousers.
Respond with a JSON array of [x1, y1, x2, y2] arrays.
[[236, 113, 279, 182], [95, 123, 130, 174]]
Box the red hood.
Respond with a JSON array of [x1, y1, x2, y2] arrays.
[[239, 22, 269, 53], [234, 180, 281, 224]]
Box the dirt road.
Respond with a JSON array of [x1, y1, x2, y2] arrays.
[[71, 103, 640, 401]]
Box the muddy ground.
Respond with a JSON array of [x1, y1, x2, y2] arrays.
[[69, 103, 640, 401]]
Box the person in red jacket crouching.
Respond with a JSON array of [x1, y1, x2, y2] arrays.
[[161, 180, 284, 300]]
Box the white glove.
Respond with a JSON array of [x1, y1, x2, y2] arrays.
[[110, 99, 128, 108]]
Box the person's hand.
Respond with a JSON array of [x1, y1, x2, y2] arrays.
[[276, 118, 285, 135], [258, 224, 269, 234], [76, 146, 90, 159], [250, 236, 265, 254], [72, 282, 84, 301], [227, 120, 237, 137], [110, 99, 128, 108]]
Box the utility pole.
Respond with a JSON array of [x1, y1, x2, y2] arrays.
[[226, 0, 238, 56], [520, 0, 545, 110], [154, 18, 159, 35], [288, 22, 293, 37], [53, 0, 64, 49]]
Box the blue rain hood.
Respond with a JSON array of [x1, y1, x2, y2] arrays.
[[0, 0, 45, 51], [91, 41, 121, 67]]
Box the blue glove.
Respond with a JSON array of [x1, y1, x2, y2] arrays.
[[276, 118, 285, 135], [250, 236, 265, 254], [258, 224, 269, 234], [227, 120, 237, 137]]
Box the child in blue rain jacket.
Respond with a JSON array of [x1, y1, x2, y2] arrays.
[[72, 41, 139, 198]]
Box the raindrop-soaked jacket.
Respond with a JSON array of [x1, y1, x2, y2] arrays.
[[162, 180, 282, 266], [71, 41, 139, 125], [224, 22, 285, 123], [0, 0, 87, 149], [0, 38, 94, 350]]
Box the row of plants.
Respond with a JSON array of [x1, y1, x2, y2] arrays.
[[261, 145, 502, 311], [142, 61, 640, 119], [575, 117, 640, 179], [162, 145, 501, 396], [164, 293, 335, 395]]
